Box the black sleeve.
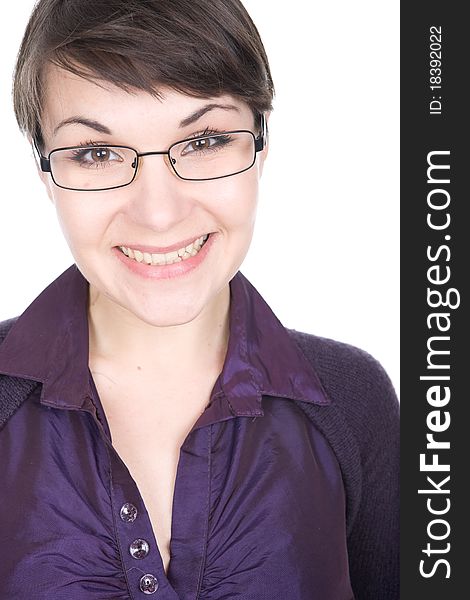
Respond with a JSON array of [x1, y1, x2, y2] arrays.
[[288, 329, 400, 600], [343, 349, 400, 600]]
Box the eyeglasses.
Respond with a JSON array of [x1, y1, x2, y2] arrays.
[[34, 114, 267, 192]]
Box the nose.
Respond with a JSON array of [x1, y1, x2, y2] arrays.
[[126, 152, 193, 231]]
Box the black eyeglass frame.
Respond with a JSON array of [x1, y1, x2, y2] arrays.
[[33, 114, 267, 192]]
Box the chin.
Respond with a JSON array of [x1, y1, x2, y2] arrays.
[[122, 296, 206, 328], [135, 310, 200, 328]]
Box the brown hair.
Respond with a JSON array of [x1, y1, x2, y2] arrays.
[[13, 0, 275, 149]]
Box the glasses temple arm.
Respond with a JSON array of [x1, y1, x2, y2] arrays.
[[255, 113, 268, 152], [32, 139, 51, 173]]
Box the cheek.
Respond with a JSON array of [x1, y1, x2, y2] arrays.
[[209, 173, 259, 229], [51, 190, 108, 251]]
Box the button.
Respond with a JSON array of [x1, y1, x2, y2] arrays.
[[130, 538, 150, 559], [120, 502, 138, 523], [139, 574, 158, 594]]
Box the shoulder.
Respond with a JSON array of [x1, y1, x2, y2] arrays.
[[0, 316, 39, 431], [0, 317, 18, 344], [287, 327, 395, 391], [286, 328, 399, 428], [286, 332, 400, 599], [287, 327, 399, 470], [287, 328, 399, 535]]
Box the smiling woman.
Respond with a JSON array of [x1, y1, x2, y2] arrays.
[[0, 1, 399, 599], [33, 65, 266, 324]]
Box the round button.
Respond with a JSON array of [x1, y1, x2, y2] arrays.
[[120, 503, 138, 523], [139, 573, 158, 594], [130, 538, 150, 559]]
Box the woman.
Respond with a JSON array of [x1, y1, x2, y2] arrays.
[[0, 1, 399, 598]]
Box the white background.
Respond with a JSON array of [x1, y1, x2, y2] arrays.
[[0, 1, 399, 395]]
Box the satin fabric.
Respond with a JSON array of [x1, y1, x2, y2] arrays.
[[0, 265, 353, 599]]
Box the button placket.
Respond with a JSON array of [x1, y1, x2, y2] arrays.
[[90, 372, 180, 597], [110, 451, 179, 599]]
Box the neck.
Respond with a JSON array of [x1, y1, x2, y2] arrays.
[[87, 284, 231, 377]]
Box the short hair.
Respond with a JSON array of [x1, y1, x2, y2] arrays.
[[13, 0, 275, 149]]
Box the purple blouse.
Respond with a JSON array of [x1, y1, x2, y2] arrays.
[[0, 265, 354, 599]]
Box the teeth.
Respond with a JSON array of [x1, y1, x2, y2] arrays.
[[166, 250, 179, 262], [119, 234, 210, 266], [153, 254, 166, 266]]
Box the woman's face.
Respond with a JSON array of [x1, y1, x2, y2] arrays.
[[39, 66, 268, 327]]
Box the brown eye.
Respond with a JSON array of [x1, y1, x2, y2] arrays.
[[190, 139, 211, 151], [91, 148, 111, 162], [180, 135, 223, 157], [68, 146, 125, 169]]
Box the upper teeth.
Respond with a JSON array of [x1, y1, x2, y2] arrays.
[[120, 234, 209, 266]]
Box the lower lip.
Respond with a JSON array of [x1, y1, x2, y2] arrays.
[[113, 234, 215, 280]]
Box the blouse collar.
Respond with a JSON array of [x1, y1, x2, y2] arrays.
[[0, 265, 330, 413]]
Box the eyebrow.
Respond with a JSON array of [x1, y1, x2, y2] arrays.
[[178, 103, 240, 128], [53, 117, 112, 136], [52, 103, 240, 137]]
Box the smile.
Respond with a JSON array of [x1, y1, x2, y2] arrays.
[[119, 234, 210, 266]]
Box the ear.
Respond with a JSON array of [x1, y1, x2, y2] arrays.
[[28, 135, 54, 203]]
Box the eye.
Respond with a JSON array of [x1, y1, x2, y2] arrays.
[[88, 147, 113, 163], [70, 146, 124, 168], [179, 134, 232, 157], [187, 137, 216, 152]]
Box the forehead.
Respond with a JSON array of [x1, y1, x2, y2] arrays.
[[41, 64, 252, 143]]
